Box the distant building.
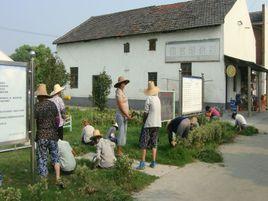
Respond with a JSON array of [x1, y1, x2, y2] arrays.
[[54, 0, 268, 111], [0, 50, 13, 61]]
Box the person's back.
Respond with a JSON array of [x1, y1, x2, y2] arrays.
[[236, 114, 247, 125], [35, 100, 58, 141], [96, 138, 116, 168], [168, 116, 187, 134], [144, 96, 161, 128], [82, 124, 95, 144], [58, 140, 76, 172], [211, 107, 220, 117]]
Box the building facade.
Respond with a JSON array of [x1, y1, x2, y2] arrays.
[[54, 0, 267, 111]]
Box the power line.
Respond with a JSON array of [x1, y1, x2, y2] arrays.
[[0, 25, 58, 38]]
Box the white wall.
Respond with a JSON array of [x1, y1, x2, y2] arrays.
[[57, 26, 226, 104], [224, 0, 256, 62]]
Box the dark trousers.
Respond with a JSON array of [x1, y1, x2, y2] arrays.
[[58, 126, 64, 140]]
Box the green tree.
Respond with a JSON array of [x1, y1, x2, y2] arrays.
[[92, 71, 112, 111], [10, 44, 69, 93]]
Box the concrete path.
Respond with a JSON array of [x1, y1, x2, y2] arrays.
[[134, 112, 268, 201]]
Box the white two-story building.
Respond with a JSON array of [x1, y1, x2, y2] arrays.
[[54, 0, 268, 111]]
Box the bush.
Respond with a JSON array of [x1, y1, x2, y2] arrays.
[[113, 155, 134, 186], [197, 147, 223, 163], [27, 178, 48, 201], [92, 71, 112, 111], [239, 126, 259, 136], [0, 187, 22, 201]]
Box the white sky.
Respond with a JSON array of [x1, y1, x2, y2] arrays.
[[0, 0, 266, 54]]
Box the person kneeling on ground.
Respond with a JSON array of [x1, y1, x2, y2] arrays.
[[137, 81, 161, 170], [167, 116, 198, 147], [90, 130, 116, 169], [205, 106, 221, 120], [106, 122, 118, 144], [58, 139, 76, 173], [81, 119, 95, 145], [232, 113, 247, 131]]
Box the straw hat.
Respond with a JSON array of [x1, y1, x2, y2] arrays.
[[144, 81, 160, 96], [190, 117, 198, 125], [114, 76, 130, 88], [36, 84, 50, 97], [90, 129, 103, 140], [50, 84, 65, 96]]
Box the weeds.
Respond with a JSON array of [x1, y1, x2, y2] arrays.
[[0, 187, 22, 201]]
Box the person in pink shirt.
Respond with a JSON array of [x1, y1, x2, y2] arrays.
[[205, 106, 221, 120]]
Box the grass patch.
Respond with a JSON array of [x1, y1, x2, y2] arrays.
[[0, 108, 259, 200], [239, 126, 259, 136], [197, 145, 223, 163]]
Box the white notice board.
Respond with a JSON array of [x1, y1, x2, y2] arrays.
[[0, 63, 27, 145], [182, 77, 202, 115]]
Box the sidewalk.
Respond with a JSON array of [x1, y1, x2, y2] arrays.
[[134, 112, 268, 201]]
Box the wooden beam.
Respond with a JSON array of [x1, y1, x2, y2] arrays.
[[248, 66, 252, 117]]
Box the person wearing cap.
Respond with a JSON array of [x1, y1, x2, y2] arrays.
[[34, 84, 64, 188], [114, 76, 132, 156], [81, 119, 95, 145], [232, 113, 247, 131], [106, 122, 119, 144], [167, 116, 198, 147], [50, 84, 66, 140], [137, 81, 161, 170], [90, 130, 116, 169]]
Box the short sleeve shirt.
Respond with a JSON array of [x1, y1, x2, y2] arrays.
[[50, 95, 65, 127], [34, 100, 59, 141], [144, 96, 162, 128], [115, 88, 129, 115]]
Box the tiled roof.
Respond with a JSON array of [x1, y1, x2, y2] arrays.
[[54, 0, 237, 44], [250, 11, 263, 24]]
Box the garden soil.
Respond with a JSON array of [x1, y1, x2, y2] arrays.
[[134, 112, 268, 201]]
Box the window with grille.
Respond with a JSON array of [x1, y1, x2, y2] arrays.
[[181, 63, 192, 76], [70, 67, 78, 88], [124, 43, 130, 53], [148, 72, 158, 86], [148, 39, 157, 51]]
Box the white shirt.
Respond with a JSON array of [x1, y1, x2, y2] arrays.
[[96, 138, 116, 168], [82, 125, 94, 143], [235, 114, 247, 125], [115, 88, 129, 116], [50, 95, 65, 127], [58, 140, 76, 172], [144, 95, 162, 128]]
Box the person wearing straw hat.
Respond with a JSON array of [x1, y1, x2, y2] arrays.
[[34, 84, 64, 188], [114, 76, 132, 156], [90, 130, 116, 168], [50, 84, 66, 140], [136, 81, 161, 170]]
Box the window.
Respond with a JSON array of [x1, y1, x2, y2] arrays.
[[181, 63, 192, 76], [124, 43, 130, 53], [148, 39, 157, 51], [148, 72, 158, 86], [70, 67, 78, 88]]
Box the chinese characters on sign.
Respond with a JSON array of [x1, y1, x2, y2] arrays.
[[182, 77, 203, 115], [0, 64, 27, 145], [166, 39, 220, 62]]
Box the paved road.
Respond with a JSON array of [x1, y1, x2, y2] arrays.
[[134, 113, 268, 201]]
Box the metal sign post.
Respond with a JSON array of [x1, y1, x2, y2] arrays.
[[29, 54, 36, 182]]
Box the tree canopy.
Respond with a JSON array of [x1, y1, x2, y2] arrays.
[[11, 44, 69, 93]]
